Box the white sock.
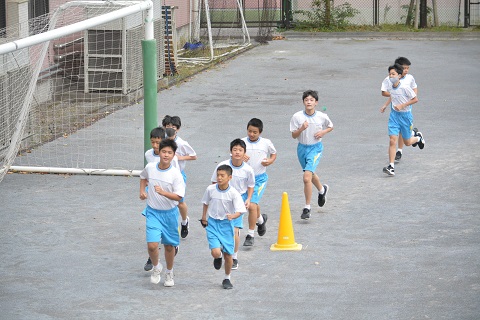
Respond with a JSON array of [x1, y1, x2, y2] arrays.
[[154, 263, 161, 270], [256, 215, 264, 225], [166, 268, 172, 274], [390, 163, 394, 168], [397, 149, 403, 153], [232, 252, 238, 259], [248, 229, 254, 237], [304, 205, 311, 210], [181, 217, 189, 225], [319, 186, 325, 194], [224, 274, 231, 280]]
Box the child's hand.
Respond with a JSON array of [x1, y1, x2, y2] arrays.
[[226, 214, 234, 221], [244, 200, 250, 209], [140, 191, 147, 200], [301, 121, 309, 131], [199, 219, 208, 228], [261, 158, 270, 166], [154, 185, 164, 195], [243, 154, 250, 162], [314, 130, 324, 139], [380, 105, 387, 113]]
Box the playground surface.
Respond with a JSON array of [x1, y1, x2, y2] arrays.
[[1, 34, 480, 319]]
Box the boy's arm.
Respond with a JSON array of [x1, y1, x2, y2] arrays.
[[177, 154, 197, 161], [291, 121, 308, 139], [262, 153, 277, 167], [227, 211, 242, 220], [244, 186, 254, 209], [201, 203, 209, 226], [381, 90, 390, 97], [394, 96, 418, 111], [153, 185, 183, 201], [140, 179, 148, 200], [380, 97, 392, 113], [314, 126, 333, 140]]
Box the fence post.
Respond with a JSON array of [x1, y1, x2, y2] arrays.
[[464, 0, 470, 27]]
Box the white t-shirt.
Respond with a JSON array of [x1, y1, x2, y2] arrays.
[[144, 148, 179, 168], [290, 110, 333, 145], [140, 162, 185, 210], [174, 136, 196, 172], [388, 82, 417, 113], [381, 73, 417, 92], [211, 160, 255, 195], [241, 137, 277, 176], [202, 184, 247, 220]]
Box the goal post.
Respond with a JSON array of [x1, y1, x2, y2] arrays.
[[0, 0, 159, 182]]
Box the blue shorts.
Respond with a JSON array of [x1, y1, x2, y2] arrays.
[[388, 109, 413, 138], [232, 193, 247, 229], [297, 142, 323, 173], [179, 171, 187, 203], [251, 173, 268, 204], [206, 217, 235, 255], [145, 205, 180, 246]]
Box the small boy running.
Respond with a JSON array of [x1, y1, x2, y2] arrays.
[[290, 90, 333, 220], [211, 139, 254, 270], [162, 115, 197, 239], [140, 139, 185, 287], [380, 64, 425, 176], [241, 118, 277, 246], [201, 164, 247, 289], [381, 57, 418, 162]]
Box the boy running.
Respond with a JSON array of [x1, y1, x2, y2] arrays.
[[162, 115, 197, 239], [201, 164, 247, 289], [381, 57, 418, 162], [380, 64, 425, 176], [139, 139, 185, 287], [241, 118, 277, 246], [290, 90, 333, 220], [211, 139, 254, 270]]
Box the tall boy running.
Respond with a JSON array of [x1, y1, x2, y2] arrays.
[[290, 90, 333, 220], [241, 118, 277, 246], [139, 139, 185, 287]]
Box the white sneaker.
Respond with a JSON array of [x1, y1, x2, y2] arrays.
[[150, 263, 163, 284], [164, 271, 174, 287]]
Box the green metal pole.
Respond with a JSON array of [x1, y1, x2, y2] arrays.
[[142, 39, 157, 166]]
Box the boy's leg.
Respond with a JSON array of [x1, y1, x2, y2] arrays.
[[232, 227, 239, 269], [388, 135, 398, 164], [178, 201, 189, 238], [303, 170, 314, 206], [224, 253, 233, 275], [164, 245, 175, 270], [396, 133, 404, 161], [148, 242, 162, 284]]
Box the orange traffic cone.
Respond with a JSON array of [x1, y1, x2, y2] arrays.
[[270, 192, 302, 251]]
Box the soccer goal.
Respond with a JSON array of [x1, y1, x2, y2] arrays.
[[0, 0, 164, 183], [179, 0, 251, 64]]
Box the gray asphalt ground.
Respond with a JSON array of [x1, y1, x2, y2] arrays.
[[1, 34, 480, 319]]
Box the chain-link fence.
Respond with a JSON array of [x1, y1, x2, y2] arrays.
[[285, 0, 470, 28]]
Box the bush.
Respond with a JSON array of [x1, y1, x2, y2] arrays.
[[295, 0, 359, 30]]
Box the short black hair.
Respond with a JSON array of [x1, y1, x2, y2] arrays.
[[247, 118, 263, 133], [159, 138, 178, 153], [388, 63, 404, 76], [302, 90, 319, 101], [394, 57, 411, 66], [150, 127, 165, 139], [230, 138, 246, 152], [162, 115, 182, 129], [217, 164, 233, 176]]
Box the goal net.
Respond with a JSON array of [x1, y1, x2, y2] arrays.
[[179, 0, 251, 65], [0, 0, 164, 183]]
